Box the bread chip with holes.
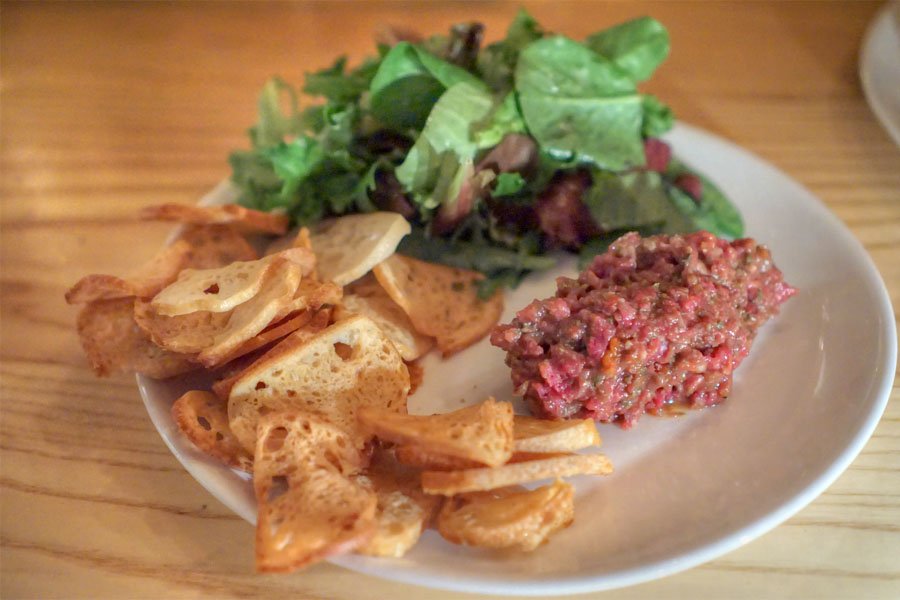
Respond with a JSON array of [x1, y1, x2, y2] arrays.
[[358, 398, 513, 468], [210, 308, 334, 400], [172, 390, 253, 472], [372, 254, 503, 356], [254, 411, 376, 573], [134, 260, 305, 367], [76, 297, 197, 378], [140, 203, 290, 235], [513, 416, 601, 453], [437, 480, 574, 551], [176, 224, 258, 269], [151, 249, 315, 317], [65, 239, 193, 304], [336, 275, 433, 361], [309, 212, 410, 286], [353, 451, 442, 558], [228, 315, 410, 453], [421, 452, 613, 495]]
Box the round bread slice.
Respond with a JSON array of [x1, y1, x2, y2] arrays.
[[228, 314, 410, 453], [309, 212, 410, 286], [437, 480, 574, 551], [372, 254, 503, 356]]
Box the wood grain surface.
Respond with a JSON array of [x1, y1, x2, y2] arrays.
[[2, 2, 898, 598]]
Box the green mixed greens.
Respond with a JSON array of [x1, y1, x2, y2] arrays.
[[229, 10, 743, 296]]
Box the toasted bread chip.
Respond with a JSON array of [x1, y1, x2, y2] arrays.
[[372, 254, 503, 356], [211, 310, 314, 367], [210, 346, 274, 401], [437, 480, 574, 551], [394, 445, 486, 471], [254, 411, 376, 573], [513, 416, 601, 453], [65, 239, 193, 304], [336, 275, 434, 361], [358, 398, 513, 468], [134, 261, 303, 366], [353, 451, 442, 558], [171, 390, 253, 472], [210, 308, 334, 399], [176, 224, 258, 269], [196, 262, 304, 366], [421, 453, 613, 495], [76, 297, 197, 378], [309, 212, 410, 286], [228, 315, 410, 453], [140, 203, 290, 236], [280, 278, 342, 321], [151, 249, 314, 317], [134, 299, 230, 353], [394, 446, 569, 471]]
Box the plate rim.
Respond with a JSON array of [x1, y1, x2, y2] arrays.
[[859, 1, 900, 147], [137, 122, 897, 595]]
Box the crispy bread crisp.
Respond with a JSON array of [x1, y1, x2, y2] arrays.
[[134, 260, 303, 362], [76, 297, 197, 378], [228, 315, 410, 453], [171, 390, 253, 472], [421, 453, 613, 495], [353, 451, 442, 558], [151, 249, 315, 317], [372, 254, 503, 356], [336, 275, 434, 361], [309, 212, 410, 286], [513, 416, 601, 453], [253, 411, 376, 573], [358, 398, 514, 468], [140, 203, 290, 236], [437, 480, 574, 551]]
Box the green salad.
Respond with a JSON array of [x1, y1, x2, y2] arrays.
[[229, 10, 743, 297]]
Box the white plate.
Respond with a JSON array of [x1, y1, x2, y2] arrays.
[[138, 123, 897, 595], [860, 1, 900, 147]]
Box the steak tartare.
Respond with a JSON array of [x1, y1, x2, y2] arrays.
[[491, 231, 796, 428]]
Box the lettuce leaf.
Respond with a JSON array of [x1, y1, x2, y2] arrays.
[[369, 42, 482, 130], [585, 16, 670, 83], [515, 36, 645, 170], [396, 81, 495, 209]]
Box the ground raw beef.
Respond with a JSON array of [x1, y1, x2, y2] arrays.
[[491, 231, 796, 428]]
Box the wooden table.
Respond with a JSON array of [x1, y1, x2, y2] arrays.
[[2, 2, 898, 598]]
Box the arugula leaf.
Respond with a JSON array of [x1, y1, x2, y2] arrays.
[[585, 16, 670, 83], [515, 36, 645, 170]]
